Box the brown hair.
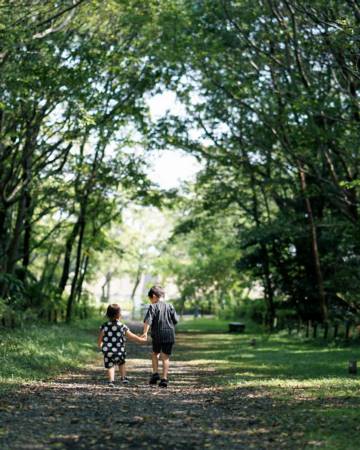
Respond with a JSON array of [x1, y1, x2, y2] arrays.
[[148, 285, 165, 299], [106, 304, 121, 320]]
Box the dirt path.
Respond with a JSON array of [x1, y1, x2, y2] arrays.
[[0, 326, 300, 450]]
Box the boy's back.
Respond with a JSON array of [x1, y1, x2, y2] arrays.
[[143, 285, 178, 387], [144, 301, 178, 343]]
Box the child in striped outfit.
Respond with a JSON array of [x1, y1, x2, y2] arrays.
[[142, 286, 179, 388]]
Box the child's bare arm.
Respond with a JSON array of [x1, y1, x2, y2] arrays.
[[142, 305, 152, 338], [142, 322, 150, 337], [126, 329, 147, 344], [97, 330, 104, 349], [171, 307, 179, 325]]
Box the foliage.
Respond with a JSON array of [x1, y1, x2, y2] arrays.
[[1, 0, 360, 328], [156, 199, 244, 315], [219, 298, 269, 323], [147, 0, 360, 325], [0, 0, 165, 321]]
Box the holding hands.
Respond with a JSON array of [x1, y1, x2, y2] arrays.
[[126, 329, 147, 344]]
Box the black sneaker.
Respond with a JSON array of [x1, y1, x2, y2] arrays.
[[108, 382, 115, 388], [121, 377, 130, 385], [159, 378, 168, 388], [149, 373, 160, 385]]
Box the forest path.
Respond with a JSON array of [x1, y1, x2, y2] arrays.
[[0, 324, 298, 450]]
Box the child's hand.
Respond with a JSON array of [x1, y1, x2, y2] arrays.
[[140, 333, 148, 339], [136, 335, 147, 344]]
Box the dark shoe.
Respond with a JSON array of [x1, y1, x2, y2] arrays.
[[108, 382, 115, 388], [121, 377, 130, 385], [149, 373, 160, 385], [159, 379, 168, 388]]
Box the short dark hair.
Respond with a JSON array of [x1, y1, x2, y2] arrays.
[[148, 285, 165, 299], [106, 304, 121, 320]]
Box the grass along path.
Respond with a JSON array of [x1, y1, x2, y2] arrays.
[[0, 319, 360, 449], [0, 319, 99, 393], [178, 319, 360, 448]]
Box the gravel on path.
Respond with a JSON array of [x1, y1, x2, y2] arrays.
[[0, 324, 299, 450]]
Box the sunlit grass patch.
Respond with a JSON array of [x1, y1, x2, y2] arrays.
[[0, 319, 99, 392], [177, 317, 263, 334], [177, 317, 230, 333], [228, 377, 360, 397], [174, 319, 360, 448], [176, 321, 360, 396]]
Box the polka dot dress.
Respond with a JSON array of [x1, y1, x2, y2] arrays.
[[100, 320, 129, 368]]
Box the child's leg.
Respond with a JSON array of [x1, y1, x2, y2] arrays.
[[119, 363, 126, 379], [160, 352, 170, 380], [108, 367, 115, 382], [151, 352, 160, 374]]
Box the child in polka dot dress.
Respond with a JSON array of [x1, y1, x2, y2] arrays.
[[97, 304, 146, 387]]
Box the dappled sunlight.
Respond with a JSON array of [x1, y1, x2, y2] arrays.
[[233, 377, 360, 395], [2, 324, 360, 449], [173, 330, 360, 384]]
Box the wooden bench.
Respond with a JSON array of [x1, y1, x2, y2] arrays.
[[228, 322, 245, 333]]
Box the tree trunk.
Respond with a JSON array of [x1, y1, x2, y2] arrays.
[[21, 188, 32, 271], [245, 157, 276, 328], [6, 193, 26, 275], [130, 265, 142, 320], [298, 162, 328, 321], [130, 264, 142, 302], [0, 208, 7, 271], [21, 148, 33, 273], [39, 247, 60, 292], [75, 254, 90, 304], [260, 243, 276, 327], [58, 218, 81, 296], [66, 216, 86, 322]]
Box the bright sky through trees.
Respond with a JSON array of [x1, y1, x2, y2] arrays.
[[147, 150, 202, 189], [147, 91, 202, 189]]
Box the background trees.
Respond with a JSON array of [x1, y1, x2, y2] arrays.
[[147, 0, 360, 325], [0, 0, 163, 320], [1, 0, 359, 326]]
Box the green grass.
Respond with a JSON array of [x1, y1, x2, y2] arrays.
[[0, 317, 99, 392], [176, 318, 360, 449], [177, 318, 360, 390], [177, 316, 262, 333], [177, 317, 230, 333]]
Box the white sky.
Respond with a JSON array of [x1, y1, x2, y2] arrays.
[[148, 150, 201, 190], [146, 91, 202, 189]]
